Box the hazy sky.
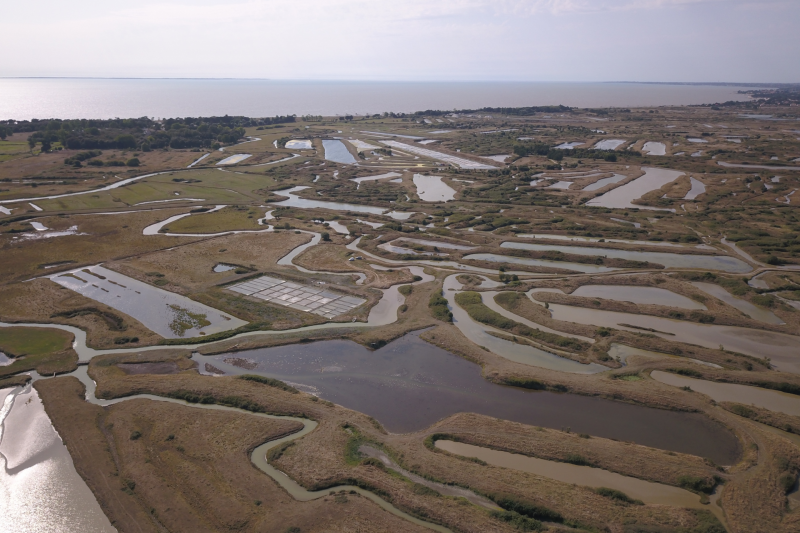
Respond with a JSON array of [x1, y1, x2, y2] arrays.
[[3, 0, 797, 82]]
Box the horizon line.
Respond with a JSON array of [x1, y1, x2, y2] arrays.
[[0, 77, 796, 87]]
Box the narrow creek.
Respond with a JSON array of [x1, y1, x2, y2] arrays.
[[4, 366, 452, 533]]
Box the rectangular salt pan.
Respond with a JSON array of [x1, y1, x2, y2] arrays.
[[226, 276, 366, 318]]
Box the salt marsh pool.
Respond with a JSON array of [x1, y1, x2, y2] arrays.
[[413, 174, 456, 202], [543, 302, 799, 372], [347, 139, 380, 151], [571, 285, 707, 309], [642, 142, 666, 156], [586, 167, 682, 211], [198, 329, 740, 463], [350, 172, 402, 188], [580, 174, 628, 191], [690, 282, 784, 324], [394, 237, 476, 250], [462, 253, 618, 273], [684, 177, 706, 199], [379, 140, 495, 170], [501, 241, 752, 273], [285, 139, 313, 150], [273, 186, 386, 214], [435, 440, 715, 511], [322, 139, 357, 164], [652, 371, 800, 418], [554, 142, 583, 149], [216, 153, 252, 165], [50, 265, 248, 338], [594, 139, 626, 150]]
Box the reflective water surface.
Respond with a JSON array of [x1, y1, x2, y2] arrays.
[[200, 331, 740, 464]]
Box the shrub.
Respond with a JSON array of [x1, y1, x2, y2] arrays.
[[564, 454, 592, 466], [727, 404, 755, 418], [677, 475, 718, 494], [491, 494, 563, 522], [429, 290, 452, 322], [595, 487, 643, 505], [503, 376, 546, 390], [778, 471, 798, 494], [321, 232, 330, 241], [398, 285, 412, 296], [490, 510, 543, 531], [237, 374, 299, 393], [126, 157, 140, 167], [669, 368, 702, 378], [130, 430, 142, 440]]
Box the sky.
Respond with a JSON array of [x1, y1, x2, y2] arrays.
[[2, 0, 798, 82]]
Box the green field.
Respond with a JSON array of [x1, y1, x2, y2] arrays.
[[0, 326, 73, 356]]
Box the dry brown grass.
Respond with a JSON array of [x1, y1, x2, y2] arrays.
[[0, 279, 162, 349], [0, 209, 206, 283], [36, 376, 430, 533]]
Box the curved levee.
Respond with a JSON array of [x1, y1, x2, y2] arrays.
[[24, 366, 452, 533], [442, 275, 607, 374]]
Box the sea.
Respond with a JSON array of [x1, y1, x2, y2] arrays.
[[0, 78, 753, 120]]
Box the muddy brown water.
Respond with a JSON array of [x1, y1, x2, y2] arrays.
[[200, 331, 741, 464]]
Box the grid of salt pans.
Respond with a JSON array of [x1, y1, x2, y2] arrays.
[[227, 275, 366, 319]]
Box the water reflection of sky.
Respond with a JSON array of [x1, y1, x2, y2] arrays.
[[201, 331, 740, 464]]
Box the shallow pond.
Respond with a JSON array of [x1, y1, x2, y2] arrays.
[[322, 139, 357, 164], [273, 186, 386, 214], [435, 440, 712, 511], [413, 174, 456, 202], [571, 285, 706, 309], [684, 178, 706, 200], [517, 233, 685, 248], [51, 265, 248, 338], [216, 153, 252, 165], [463, 253, 617, 273], [593, 139, 626, 150], [582, 173, 627, 191], [642, 142, 666, 156], [501, 241, 752, 273], [651, 371, 800, 418], [380, 140, 495, 170], [544, 302, 799, 372], [554, 142, 583, 149], [586, 167, 681, 211], [285, 139, 313, 150], [213, 263, 237, 272], [351, 172, 402, 188], [199, 331, 740, 463], [395, 238, 476, 251], [0, 386, 115, 533], [690, 282, 784, 325]]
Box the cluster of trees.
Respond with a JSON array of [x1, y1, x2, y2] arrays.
[[62, 150, 139, 167], [513, 143, 565, 161], [513, 142, 626, 162], [413, 105, 571, 117], [0, 114, 296, 152]]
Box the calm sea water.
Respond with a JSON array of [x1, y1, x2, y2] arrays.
[[0, 78, 752, 120]]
